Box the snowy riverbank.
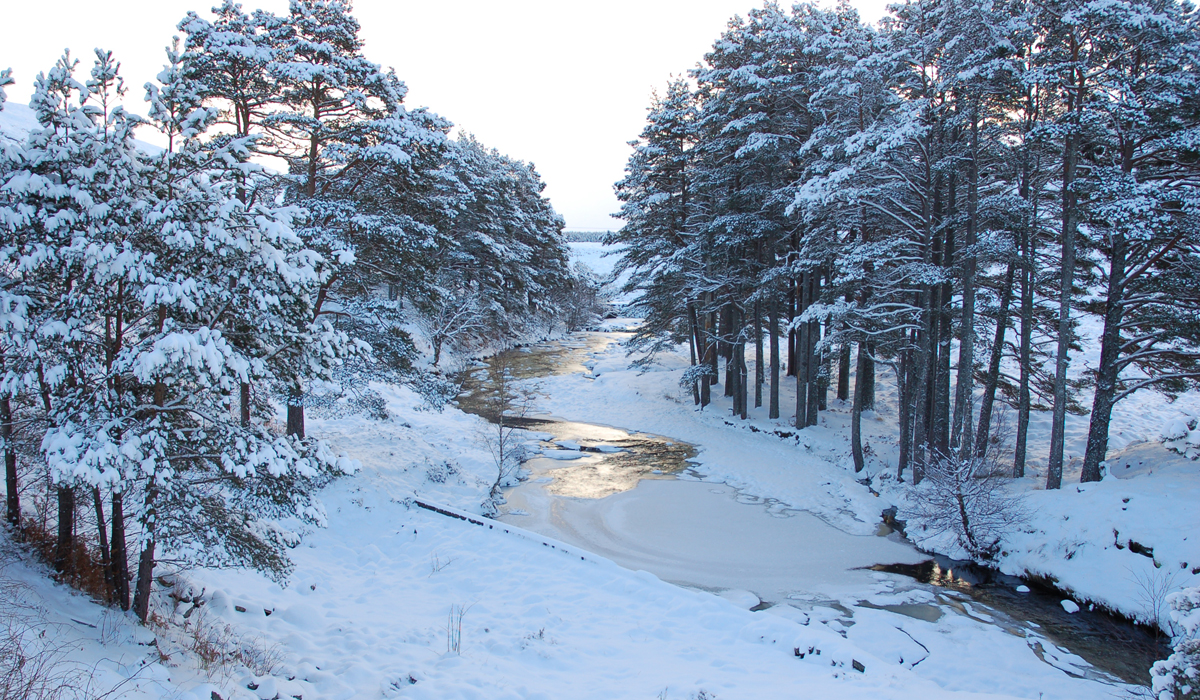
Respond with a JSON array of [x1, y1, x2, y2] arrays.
[[528, 315, 1200, 630], [0, 241, 1181, 699], [2, 377, 1120, 699]]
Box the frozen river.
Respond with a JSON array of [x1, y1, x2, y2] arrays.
[[458, 331, 1160, 689]]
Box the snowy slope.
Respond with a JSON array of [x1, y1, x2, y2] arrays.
[[0, 109, 1162, 700], [3, 378, 1106, 700]]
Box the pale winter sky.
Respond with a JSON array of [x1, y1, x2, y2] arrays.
[[2, 0, 889, 230]]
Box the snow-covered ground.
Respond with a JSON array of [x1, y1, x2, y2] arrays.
[[3, 372, 1133, 699], [0, 239, 1184, 699]]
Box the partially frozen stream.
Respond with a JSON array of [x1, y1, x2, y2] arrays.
[[457, 332, 1161, 687]]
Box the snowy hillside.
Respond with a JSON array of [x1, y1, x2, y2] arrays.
[[6, 0, 1200, 695], [0, 373, 1136, 699]]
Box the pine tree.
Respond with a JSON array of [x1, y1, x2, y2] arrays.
[[1073, 0, 1200, 482], [0, 65, 21, 529], [611, 79, 703, 396]]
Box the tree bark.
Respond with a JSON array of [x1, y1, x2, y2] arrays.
[[687, 303, 701, 405], [754, 301, 763, 409], [240, 382, 251, 427], [975, 261, 1016, 459], [2, 393, 17, 527], [897, 345, 914, 480], [952, 112, 980, 459], [55, 486, 75, 574], [1080, 231, 1126, 483], [133, 539, 155, 623], [852, 344, 867, 472], [91, 487, 114, 603], [769, 299, 780, 419], [111, 491, 130, 610], [837, 342, 851, 402], [697, 302, 712, 407], [286, 389, 306, 439], [862, 343, 876, 411], [805, 273, 821, 427], [795, 274, 809, 428], [1047, 43, 1083, 491]]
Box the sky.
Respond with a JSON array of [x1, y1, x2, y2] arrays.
[[1, 0, 890, 231]]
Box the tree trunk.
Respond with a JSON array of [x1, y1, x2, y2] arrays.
[[734, 336, 744, 422], [934, 269, 954, 458], [806, 273, 821, 427], [1047, 52, 1083, 490], [795, 274, 809, 428], [54, 486, 74, 574], [852, 344, 867, 472], [787, 286, 797, 377], [897, 346, 913, 480], [111, 491, 130, 610], [754, 301, 763, 409], [913, 289, 937, 485], [1080, 232, 1126, 483], [952, 113, 980, 459], [92, 487, 113, 603], [133, 539, 155, 623], [2, 394, 17, 527], [133, 466, 159, 622], [722, 305, 735, 397], [837, 341, 851, 402], [240, 382, 251, 427], [975, 261, 1016, 459], [1015, 202, 1036, 477], [769, 299, 780, 419], [688, 304, 701, 406], [819, 345, 830, 412], [286, 389, 306, 439], [805, 321, 820, 427], [696, 302, 712, 407]]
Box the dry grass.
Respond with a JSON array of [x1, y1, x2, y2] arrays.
[[18, 518, 115, 606], [178, 607, 285, 678]]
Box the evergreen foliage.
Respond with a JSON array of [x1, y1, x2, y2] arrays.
[[616, 0, 1200, 490], [0, 1, 581, 622]]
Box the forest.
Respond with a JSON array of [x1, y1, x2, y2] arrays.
[[0, 0, 596, 627], [610, 4, 1200, 693], [614, 0, 1200, 488], [1, 0, 1199, 698]]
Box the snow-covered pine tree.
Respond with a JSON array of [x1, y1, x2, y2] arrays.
[[254, 0, 449, 435], [101, 41, 358, 622], [441, 135, 571, 338], [0, 65, 18, 529], [790, 3, 915, 471], [0, 50, 151, 604], [611, 79, 702, 395], [690, 4, 824, 423], [179, 0, 278, 150], [1035, 0, 1111, 490], [1072, 0, 1200, 483]]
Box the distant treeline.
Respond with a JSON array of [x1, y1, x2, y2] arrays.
[[564, 230, 613, 243]]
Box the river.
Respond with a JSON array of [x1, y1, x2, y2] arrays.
[[456, 330, 1165, 688]]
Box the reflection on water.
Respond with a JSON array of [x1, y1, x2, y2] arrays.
[[872, 557, 1168, 685], [455, 334, 618, 416], [456, 334, 695, 500], [511, 418, 694, 499]]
